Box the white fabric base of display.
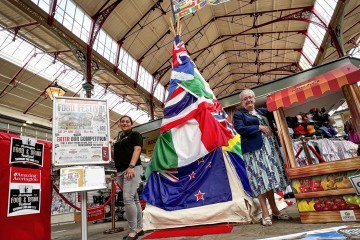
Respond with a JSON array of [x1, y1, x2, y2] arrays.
[[143, 151, 264, 231]]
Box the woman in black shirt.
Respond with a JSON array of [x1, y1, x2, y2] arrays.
[[113, 115, 144, 240]]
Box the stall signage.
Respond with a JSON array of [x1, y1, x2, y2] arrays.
[[145, 137, 157, 157], [8, 167, 41, 217], [292, 80, 319, 92], [349, 175, 360, 195], [340, 210, 356, 221], [349, 174, 360, 195], [87, 206, 105, 222], [52, 97, 111, 166], [10, 136, 44, 166]]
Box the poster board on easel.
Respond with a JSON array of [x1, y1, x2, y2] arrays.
[[52, 96, 111, 166], [59, 166, 106, 193]]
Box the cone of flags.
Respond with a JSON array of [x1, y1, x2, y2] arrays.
[[142, 34, 253, 211], [146, 35, 241, 173]]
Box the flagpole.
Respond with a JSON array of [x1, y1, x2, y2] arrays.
[[169, 0, 177, 29]]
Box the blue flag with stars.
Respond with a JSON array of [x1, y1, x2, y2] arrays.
[[142, 147, 232, 211]]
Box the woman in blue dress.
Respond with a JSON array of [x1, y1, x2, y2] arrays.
[[234, 89, 290, 226]]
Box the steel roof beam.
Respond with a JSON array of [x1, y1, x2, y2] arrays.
[[221, 30, 306, 37], [117, 0, 164, 44], [85, 0, 123, 97], [9, 0, 163, 118], [47, 0, 57, 26], [313, 0, 350, 65], [0, 52, 36, 98], [182, 7, 309, 49], [213, 64, 297, 90], [212, 71, 292, 87], [23, 69, 69, 114], [153, 6, 313, 81], [207, 62, 298, 74], [199, 31, 305, 72], [138, 29, 170, 61], [0, 22, 39, 31], [205, 49, 300, 82], [191, 8, 319, 58], [323, 21, 358, 61]]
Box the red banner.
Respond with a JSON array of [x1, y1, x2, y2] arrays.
[[0, 132, 52, 240]]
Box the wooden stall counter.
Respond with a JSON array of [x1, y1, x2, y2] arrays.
[[287, 152, 360, 223]]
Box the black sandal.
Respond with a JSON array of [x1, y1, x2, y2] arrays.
[[123, 233, 138, 240], [137, 230, 145, 236]]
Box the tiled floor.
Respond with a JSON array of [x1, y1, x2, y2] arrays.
[[51, 204, 354, 240]]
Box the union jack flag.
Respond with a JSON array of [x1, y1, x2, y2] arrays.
[[159, 169, 179, 182], [172, 35, 190, 68]]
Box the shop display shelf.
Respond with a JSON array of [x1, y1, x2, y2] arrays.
[[295, 188, 355, 199], [299, 210, 360, 223], [287, 157, 360, 179]]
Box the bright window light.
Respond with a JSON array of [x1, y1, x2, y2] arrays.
[[301, 0, 337, 66], [31, 0, 166, 103], [0, 25, 151, 124]]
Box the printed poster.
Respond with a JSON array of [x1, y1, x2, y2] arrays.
[[52, 97, 111, 166], [59, 166, 106, 193], [10, 136, 44, 166], [8, 167, 41, 217]]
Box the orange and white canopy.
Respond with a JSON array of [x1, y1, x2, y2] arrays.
[[266, 64, 360, 112]]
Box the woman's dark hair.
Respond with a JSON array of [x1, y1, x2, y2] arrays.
[[119, 115, 133, 124]]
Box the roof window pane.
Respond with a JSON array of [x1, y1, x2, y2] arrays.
[[314, 0, 337, 25], [74, 7, 85, 25], [30, 0, 165, 114], [65, 0, 76, 17], [299, 55, 311, 70], [38, 0, 50, 12]]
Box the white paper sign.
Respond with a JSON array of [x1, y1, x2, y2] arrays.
[[59, 166, 106, 193], [8, 167, 41, 217], [52, 97, 111, 166], [349, 174, 360, 195], [340, 210, 356, 221]]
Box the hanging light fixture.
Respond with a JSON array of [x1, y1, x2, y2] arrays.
[[45, 82, 66, 100]]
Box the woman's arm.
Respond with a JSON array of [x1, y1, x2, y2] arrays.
[[125, 132, 143, 180], [130, 146, 141, 167], [257, 108, 274, 136], [233, 112, 260, 136], [125, 146, 141, 180]]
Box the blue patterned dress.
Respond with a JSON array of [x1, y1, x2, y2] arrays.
[[242, 112, 288, 197]]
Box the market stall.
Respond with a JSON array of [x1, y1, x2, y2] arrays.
[[266, 56, 360, 223]]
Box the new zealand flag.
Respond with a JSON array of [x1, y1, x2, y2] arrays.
[[142, 147, 232, 211]]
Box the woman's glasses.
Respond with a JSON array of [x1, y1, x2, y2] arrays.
[[241, 96, 254, 102]]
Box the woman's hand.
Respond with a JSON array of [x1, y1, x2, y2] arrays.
[[169, 17, 182, 36], [125, 167, 135, 180], [259, 125, 273, 136]]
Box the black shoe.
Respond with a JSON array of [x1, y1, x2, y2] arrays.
[[137, 230, 144, 236], [123, 233, 138, 240]]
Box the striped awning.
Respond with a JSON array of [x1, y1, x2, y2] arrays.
[[266, 64, 360, 112]]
